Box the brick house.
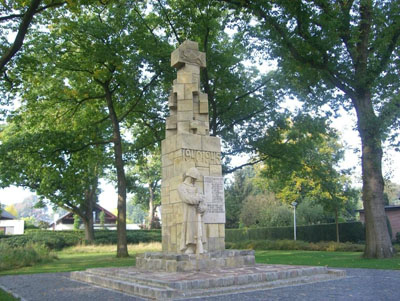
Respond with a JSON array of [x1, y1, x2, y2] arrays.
[[358, 205, 400, 240]]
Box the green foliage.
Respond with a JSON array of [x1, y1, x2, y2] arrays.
[[0, 242, 57, 272], [94, 230, 161, 245], [296, 199, 333, 225], [22, 217, 39, 229], [225, 167, 255, 228], [240, 193, 292, 228], [0, 229, 161, 252], [0, 287, 17, 301], [226, 222, 365, 243], [225, 239, 365, 252], [127, 203, 147, 224], [396, 232, 400, 244], [1, 230, 84, 250], [73, 214, 80, 230], [99, 211, 105, 229]]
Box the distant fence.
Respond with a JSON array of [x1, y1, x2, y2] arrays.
[[225, 222, 365, 243]]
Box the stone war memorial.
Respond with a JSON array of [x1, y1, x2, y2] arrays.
[[71, 41, 345, 300]]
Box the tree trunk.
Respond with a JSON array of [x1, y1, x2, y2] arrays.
[[104, 85, 128, 258], [335, 208, 339, 243], [354, 94, 394, 258], [147, 183, 155, 229], [82, 177, 98, 244], [82, 216, 94, 244]]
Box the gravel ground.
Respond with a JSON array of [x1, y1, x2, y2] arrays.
[[0, 268, 399, 301]]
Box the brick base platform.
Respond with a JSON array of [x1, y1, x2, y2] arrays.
[[70, 264, 345, 300]]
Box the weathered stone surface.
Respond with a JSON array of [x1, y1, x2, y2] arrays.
[[71, 264, 345, 300], [162, 41, 224, 253]]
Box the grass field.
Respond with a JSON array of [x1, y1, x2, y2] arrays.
[[0, 288, 17, 301], [1, 243, 400, 276], [256, 250, 400, 270], [0, 242, 160, 276]]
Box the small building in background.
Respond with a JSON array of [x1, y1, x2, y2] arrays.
[[358, 205, 400, 240], [0, 210, 24, 235], [49, 204, 117, 231]]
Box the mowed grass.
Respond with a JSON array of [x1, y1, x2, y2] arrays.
[[0, 288, 18, 301], [1, 243, 400, 277], [255, 250, 400, 270], [0, 242, 161, 276]]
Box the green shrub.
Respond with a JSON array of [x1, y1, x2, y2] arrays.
[[226, 222, 365, 243], [1, 230, 84, 250], [0, 242, 57, 271], [225, 239, 365, 252], [396, 232, 400, 244], [94, 230, 161, 245]]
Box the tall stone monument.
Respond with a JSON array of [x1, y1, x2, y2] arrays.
[[134, 40, 255, 272], [161, 40, 225, 254], [71, 41, 345, 299]]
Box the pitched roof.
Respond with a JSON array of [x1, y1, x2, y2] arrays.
[[0, 210, 16, 219], [50, 204, 117, 226]]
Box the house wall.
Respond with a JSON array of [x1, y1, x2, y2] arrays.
[[359, 210, 400, 239], [54, 223, 75, 231], [387, 210, 400, 239], [0, 220, 24, 235]]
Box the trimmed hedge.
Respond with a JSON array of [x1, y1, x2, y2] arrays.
[[94, 230, 161, 245], [0, 230, 84, 250], [225, 222, 365, 243], [0, 229, 162, 250], [225, 239, 365, 252]]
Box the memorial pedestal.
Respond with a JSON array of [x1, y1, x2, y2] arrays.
[[136, 250, 255, 272]]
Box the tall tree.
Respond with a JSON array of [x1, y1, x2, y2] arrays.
[[225, 166, 255, 228], [4, 1, 172, 256], [153, 0, 280, 168], [254, 114, 356, 242], [0, 103, 106, 242], [224, 0, 400, 258]]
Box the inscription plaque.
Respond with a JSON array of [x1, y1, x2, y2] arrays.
[[203, 176, 225, 223]]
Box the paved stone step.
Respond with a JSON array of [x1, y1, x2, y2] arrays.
[[71, 266, 345, 300], [84, 268, 171, 289], [174, 270, 346, 299], [70, 271, 177, 300], [76, 265, 330, 291]]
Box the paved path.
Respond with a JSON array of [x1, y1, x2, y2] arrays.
[[0, 268, 399, 300]]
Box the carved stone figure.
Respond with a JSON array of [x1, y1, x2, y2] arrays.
[[178, 167, 207, 254]]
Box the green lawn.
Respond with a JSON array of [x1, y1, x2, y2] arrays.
[[0, 288, 18, 301], [1, 245, 400, 277], [0, 243, 158, 276], [255, 250, 400, 270]]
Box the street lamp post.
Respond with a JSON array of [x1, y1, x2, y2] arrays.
[[291, 202, 297, 241]]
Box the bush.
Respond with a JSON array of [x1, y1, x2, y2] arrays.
[[0, 242, 57, 271], [1, 230, 84, 250], [396, 232, 400, 244], [226, 222, 365, 243], [1, 229, 162, 250], [225, 239, 365, 252], [94, 229, 161, 245]]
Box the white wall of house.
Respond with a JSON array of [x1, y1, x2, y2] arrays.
[[0, 220, 24, 235], [52, 223, 75, 231], [50, 223, 141, 231]]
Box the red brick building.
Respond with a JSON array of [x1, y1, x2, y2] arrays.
[[358, 205, 400, 240]]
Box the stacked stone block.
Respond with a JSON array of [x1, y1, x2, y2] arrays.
[[161, 40, 225, 253]]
